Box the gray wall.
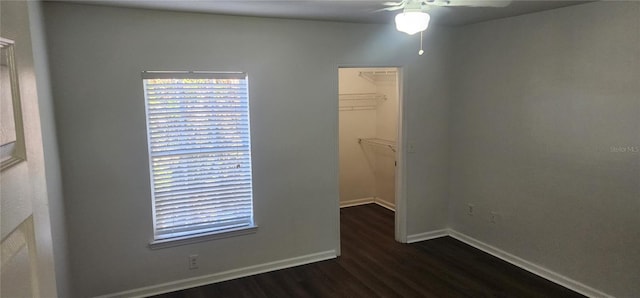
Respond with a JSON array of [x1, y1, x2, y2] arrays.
[[43, 3, 451, 297], [449, 2, 640, 297]]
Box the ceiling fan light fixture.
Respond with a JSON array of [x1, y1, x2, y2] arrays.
[[395, 11, 430, 35]]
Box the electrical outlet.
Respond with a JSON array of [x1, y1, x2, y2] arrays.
[[408, 143, 416, 153], [467, 204, 474, 216], [490, 212, 499, 223], [188, 254, 199, 270]]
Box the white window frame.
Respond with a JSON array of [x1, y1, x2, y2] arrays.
[[142, 71, 257, 249]]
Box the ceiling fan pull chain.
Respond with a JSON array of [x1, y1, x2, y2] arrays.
[[418, 31, 424, 55]]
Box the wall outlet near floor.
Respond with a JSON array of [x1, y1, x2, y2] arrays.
[[467, 204, 474, 216], [188, 254, 199, 269], [490, 212, 499, 223]]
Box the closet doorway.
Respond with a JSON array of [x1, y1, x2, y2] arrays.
[[338, 67, 404, 244]]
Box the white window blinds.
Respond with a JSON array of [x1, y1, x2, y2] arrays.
[[142, 72, 254, 241]]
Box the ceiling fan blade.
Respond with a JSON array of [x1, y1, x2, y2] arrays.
[[375, 5, 406, 12], [382, 1, 406, 6], [427, 0, 512, 8]]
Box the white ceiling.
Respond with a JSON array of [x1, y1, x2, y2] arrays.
[[59, 0, 590, 26]]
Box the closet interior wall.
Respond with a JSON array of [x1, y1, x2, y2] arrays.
[[338, 68, 398, 210]]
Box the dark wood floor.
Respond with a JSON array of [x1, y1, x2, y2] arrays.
[[153, 204, 584, 298]]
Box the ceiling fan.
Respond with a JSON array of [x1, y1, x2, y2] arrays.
[[380, 0, 512, 54]]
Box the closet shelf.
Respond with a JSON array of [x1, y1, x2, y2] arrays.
[[359, 70, 397, 83], [358, 138, 396, 153], [339, 93, 386, 101], [339, 93, 386, 111], [339, 106, 376, 111]]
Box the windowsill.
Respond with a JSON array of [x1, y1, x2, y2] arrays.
[[148, 225, 258, 250]]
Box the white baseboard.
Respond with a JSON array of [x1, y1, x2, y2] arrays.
[[340, 197, 396, 211], [373, 197, 395, 211], [340, 197, 375, 208], [97, 250, 336, 298], [97, 229, 610, 298], [448, 230, 612, 298], [406, 229, 449, 243]]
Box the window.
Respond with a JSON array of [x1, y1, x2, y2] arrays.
[[142, 71, 255, 246]]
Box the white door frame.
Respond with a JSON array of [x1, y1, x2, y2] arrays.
[[335, 65, 408, 256], [394, 68, 407, 243]]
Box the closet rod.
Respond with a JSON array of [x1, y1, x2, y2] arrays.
[[358, 138, 396, 153], [339, 93, 386, 101], [339, 106, 376, 111]]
